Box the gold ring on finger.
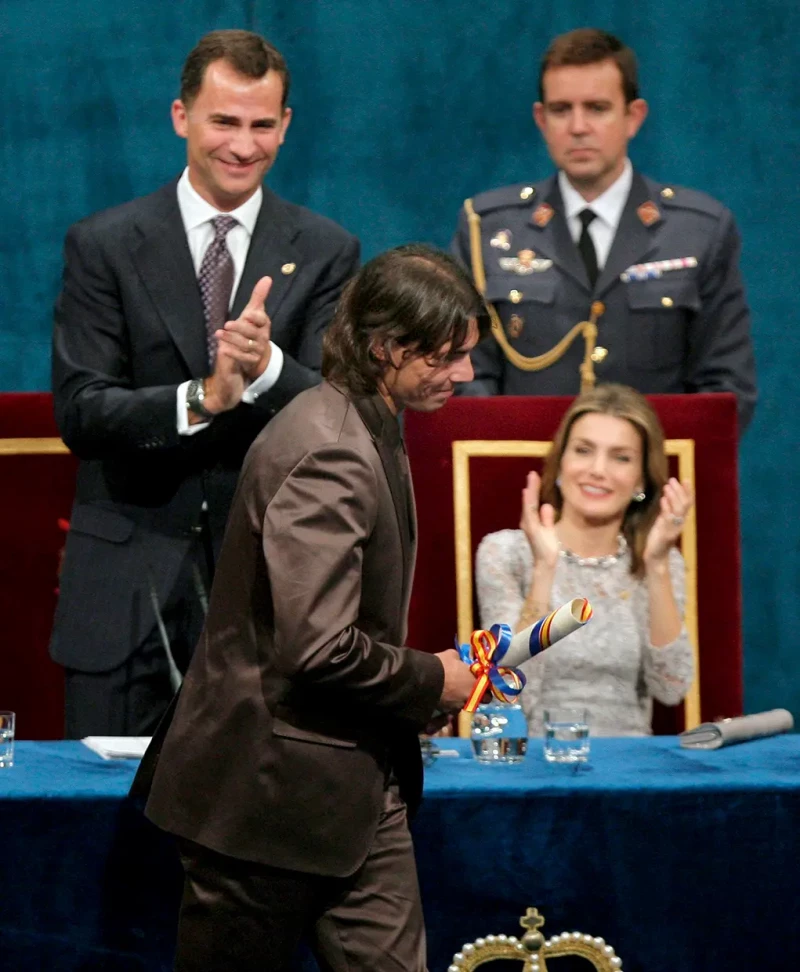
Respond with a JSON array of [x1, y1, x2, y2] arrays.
[[248, 338, 255, 351]]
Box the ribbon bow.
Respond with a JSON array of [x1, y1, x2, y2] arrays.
[[457, 623, 527, 713]]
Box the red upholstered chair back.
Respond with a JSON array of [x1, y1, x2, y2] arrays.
[[404, 394, 743, 734], [0, 394, 74, 739]]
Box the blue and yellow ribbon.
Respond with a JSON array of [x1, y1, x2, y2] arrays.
[[457, 623, 527, 713], [529, 598, 593, 651]]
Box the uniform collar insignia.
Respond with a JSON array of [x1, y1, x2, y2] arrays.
[[637, 201, 661, 227], [531, 203, 554, 228]]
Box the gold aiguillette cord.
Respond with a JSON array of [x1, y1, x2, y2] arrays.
[[464, 198, 604, 391]]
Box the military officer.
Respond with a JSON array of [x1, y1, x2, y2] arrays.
[[452, 28, 756, 433]]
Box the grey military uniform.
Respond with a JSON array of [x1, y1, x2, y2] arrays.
[[452, 171, 756, 432]]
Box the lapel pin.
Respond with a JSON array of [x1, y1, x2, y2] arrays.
[[508, 314, 524, 338], [532, 203, 554, 228], [281, 262, 296, 275], [499, 249, 553, 274], [490, 229, 512, 250], [636, 201, 661, 227]]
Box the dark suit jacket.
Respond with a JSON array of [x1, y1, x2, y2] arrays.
[[50, 179, 360, 672], [143, 382, 444, 877], [453, 171, 757, 432]]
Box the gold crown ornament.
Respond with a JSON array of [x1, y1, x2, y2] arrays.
[[447, 906, 623, 971]]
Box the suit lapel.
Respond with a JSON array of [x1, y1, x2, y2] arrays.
[[402, 439, 417, 546], [131, 182, 208, 377], [230, 187, 301, 337], [524, 178, 589, 291], [351, 395, 413, 591], [595, 172, 659, 298]]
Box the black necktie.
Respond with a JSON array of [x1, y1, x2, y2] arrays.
[[577, 208, 598, 288]]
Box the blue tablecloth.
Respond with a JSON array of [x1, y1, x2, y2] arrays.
[[417, 736, 800, 971], [2, 737, 799, 971], [1, 742, 180, 971]]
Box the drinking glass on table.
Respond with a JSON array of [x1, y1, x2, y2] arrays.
[[0, 711, 15, 768], [470, 702, 528, 764], [543, 707, 589, 763]]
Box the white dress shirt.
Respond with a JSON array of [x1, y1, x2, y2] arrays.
[[558, 158, 633, 270], [175, 168, 284, 434]]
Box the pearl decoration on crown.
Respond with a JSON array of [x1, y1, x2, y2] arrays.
[[448, 906, 623, 970]]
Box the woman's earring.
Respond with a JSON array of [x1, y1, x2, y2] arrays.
[[632, 489, 646, 503], [555, 476, 562, 489]]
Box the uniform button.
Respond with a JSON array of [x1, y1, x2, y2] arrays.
[[661, 296, 674, 308], [591, 346, 608, 363], [519, 186, 535, 201], [281, 262, 296, 275], [509, 290, 523, 303], [661, 187, 675, 199]]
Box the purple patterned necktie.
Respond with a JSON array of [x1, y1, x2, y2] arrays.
[[198, 215, 238, 366]]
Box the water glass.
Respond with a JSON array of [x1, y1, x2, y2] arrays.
[[0, 711, 15, 768], [543, 707, 590, 763], [470, 702, 528, 764]]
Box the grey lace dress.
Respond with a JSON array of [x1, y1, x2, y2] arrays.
[[475, 530, 694, 737]]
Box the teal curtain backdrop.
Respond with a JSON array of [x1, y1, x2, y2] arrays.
[[1, 1, 798, 719]]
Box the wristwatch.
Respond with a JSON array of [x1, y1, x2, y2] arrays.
[[186, 378, 215, 420]]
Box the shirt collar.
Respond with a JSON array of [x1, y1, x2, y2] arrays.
[[176, 167, 262, 236], [558, 158, 633, 231]]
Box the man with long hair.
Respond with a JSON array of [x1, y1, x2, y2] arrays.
[[141, 245, 488, 971]]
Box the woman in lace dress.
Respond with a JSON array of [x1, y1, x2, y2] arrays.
[[475, 385, 694, 736]]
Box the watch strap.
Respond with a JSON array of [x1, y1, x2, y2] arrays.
[[186, 378, 215, 420]]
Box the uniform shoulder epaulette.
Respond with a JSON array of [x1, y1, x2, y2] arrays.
[[469, 182, 543, 216], [651, 182, 728, 220]]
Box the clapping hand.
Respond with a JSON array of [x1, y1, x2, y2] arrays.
[[643, 477, 694, 565], [203, 276, 273, 415], [520, 471, 559, 569], [216, 275, 273, 381]]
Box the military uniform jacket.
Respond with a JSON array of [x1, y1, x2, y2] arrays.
[[452, 171, 756, 431]]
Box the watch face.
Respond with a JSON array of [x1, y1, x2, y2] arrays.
[[187, 380, 211, 417]]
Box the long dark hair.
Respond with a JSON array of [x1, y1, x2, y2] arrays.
[[540, 384, 668, 577], [322, 244, 490, 395]]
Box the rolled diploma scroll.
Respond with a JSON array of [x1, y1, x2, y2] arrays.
[[502, 597, 593, 669]]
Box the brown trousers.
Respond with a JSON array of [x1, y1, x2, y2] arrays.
[[175, 785, 428, 972]]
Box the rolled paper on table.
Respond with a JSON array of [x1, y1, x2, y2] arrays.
[[458, 598, 592, 712]]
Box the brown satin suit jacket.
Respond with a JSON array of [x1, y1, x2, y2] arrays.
[[144, 381, 444, 877]]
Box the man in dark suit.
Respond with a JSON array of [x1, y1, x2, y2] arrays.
[[141, 245, 486, 971], [50, 30, 359, 738], [453, 28, 757, 432]]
